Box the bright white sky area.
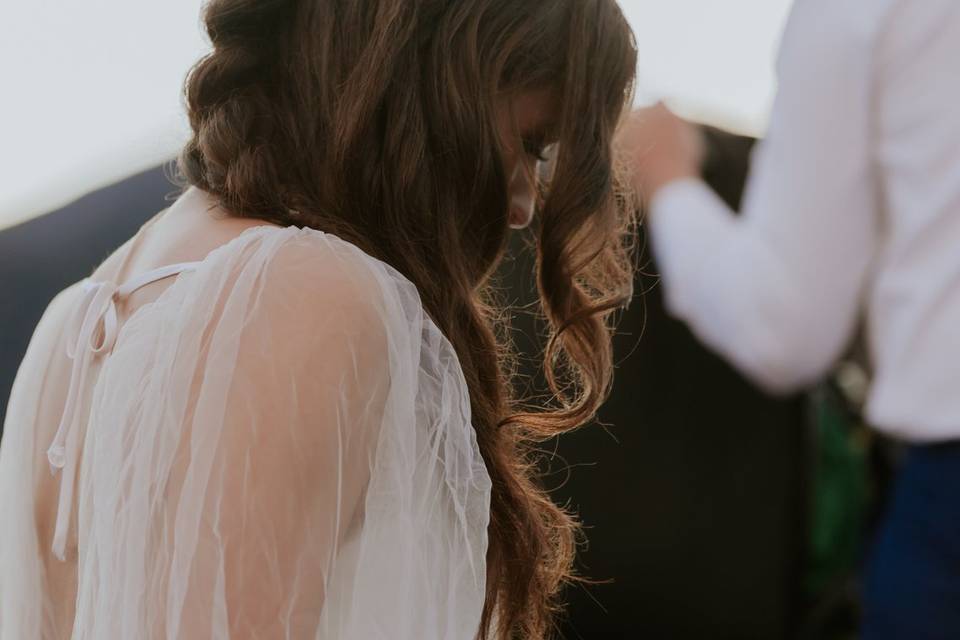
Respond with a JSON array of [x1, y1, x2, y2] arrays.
[[0, 0, 792, 230]]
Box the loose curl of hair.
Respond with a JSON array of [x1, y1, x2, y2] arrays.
[[178, 1, 638, 637]]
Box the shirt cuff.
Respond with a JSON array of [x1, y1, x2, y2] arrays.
[[646, 177, 738, 318]]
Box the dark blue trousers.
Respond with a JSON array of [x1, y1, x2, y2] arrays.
[[861, 441, 960, 639]]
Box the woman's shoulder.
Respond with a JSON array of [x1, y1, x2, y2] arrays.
[[150, 189, 422, 317], [242, 225, 422, 318], [205, 224, 431, 361]]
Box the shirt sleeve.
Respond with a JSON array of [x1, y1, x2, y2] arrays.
[[168, 234, 393, 638], [647, 0, 888, 394], [155, 229, 489, 639]]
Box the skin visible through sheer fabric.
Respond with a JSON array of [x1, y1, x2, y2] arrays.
[[0, 191, 491, 638]]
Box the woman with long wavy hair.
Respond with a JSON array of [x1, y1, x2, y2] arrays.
[[0, 0, 637, 637]]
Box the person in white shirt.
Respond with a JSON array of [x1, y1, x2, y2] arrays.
[[618, 0, 960, 637]]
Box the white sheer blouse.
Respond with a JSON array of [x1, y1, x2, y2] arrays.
[[0, 203, 491, 638]]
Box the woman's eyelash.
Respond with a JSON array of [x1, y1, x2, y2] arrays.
[[522, 138, 550, 163]]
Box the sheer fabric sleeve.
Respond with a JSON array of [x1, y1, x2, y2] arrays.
[[0, 284, 86, 639], [72, 228, 491, 639], [169, 236, 391, 637]]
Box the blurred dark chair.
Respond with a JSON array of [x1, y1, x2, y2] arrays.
[[0, 166, 176, 430]]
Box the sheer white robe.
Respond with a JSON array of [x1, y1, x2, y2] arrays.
[[0, 210, 491, 638]]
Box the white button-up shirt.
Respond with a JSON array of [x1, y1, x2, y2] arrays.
[[648, 0, 960, 441]]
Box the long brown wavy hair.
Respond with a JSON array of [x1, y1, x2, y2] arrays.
[[177, 0, 637, 637]]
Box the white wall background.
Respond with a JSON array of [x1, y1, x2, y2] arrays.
[[0, 0, 792, 230]]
